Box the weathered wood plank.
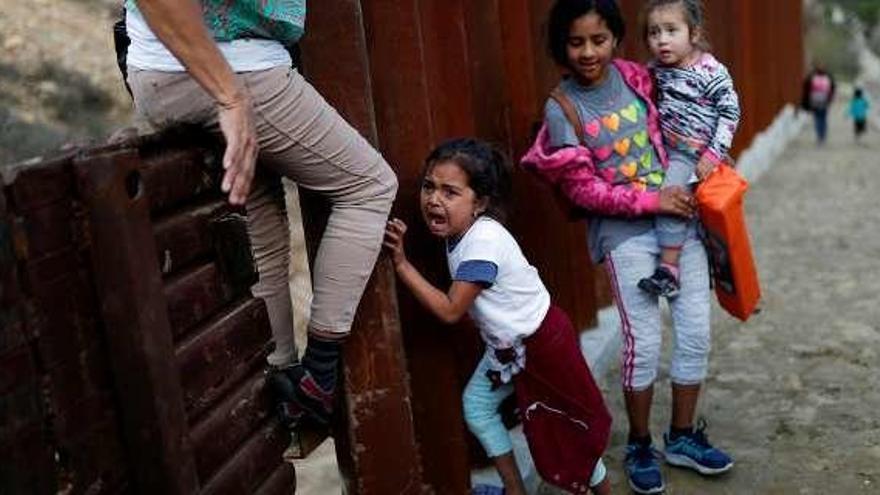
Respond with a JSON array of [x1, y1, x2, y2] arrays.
[[139, 148, 219, 215], [190, 374, 270, 481], [20, 247, 80, 290], [253, 461, 296, 495], [0, 313, 25, 359], [0, 343, 34, 396], [164, 262, 231, 341], [174, 297, 271, 420], [27, 270, 101, 368], [153, 199, 228, 275], [0, 379, 43, 442], [0, 420, 57, 495], [199, 421, 292, 495], [12, 199, 79, 261], [1, 153, 75, 212], [74, 148, 198, 494], [44, 341, 114, 415], [59, 417, 130, 495]]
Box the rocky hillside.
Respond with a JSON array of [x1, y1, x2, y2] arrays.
[[0, 0, 131, 165]]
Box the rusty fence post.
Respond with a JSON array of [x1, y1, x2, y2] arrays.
[[74, 149, 199, 494]]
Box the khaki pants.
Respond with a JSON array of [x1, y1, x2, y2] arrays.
[[129, 66, 398, 366]]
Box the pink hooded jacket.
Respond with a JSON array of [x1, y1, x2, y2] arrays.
[[521, 59, 669, 217]]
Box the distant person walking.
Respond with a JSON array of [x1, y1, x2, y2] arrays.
[[849, 87, 870, 144], [802, 65, 836, 145]]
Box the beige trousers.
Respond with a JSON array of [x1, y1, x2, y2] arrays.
[[129, 66, 397, 366]]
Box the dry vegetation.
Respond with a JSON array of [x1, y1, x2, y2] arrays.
[[0, 0, 131, 164]]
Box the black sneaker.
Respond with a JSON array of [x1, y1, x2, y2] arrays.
[[265, 364, 306, 429], [266, 363, 335, 427], [285, 364, 335, 426], [638, 266, 680, 299]]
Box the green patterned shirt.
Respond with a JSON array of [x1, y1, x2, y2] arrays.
[[127, 0, 306, 45]]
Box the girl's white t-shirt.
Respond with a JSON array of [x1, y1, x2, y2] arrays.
[[447, 217, 550, 348]]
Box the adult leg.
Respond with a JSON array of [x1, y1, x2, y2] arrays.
[[243, 67, 397, 337], [128, 69, 308, 428], [130, 67, 399, 423], [127, 69, 300, 368], [238, 67, 398, 421], [463, 353, 527, 495]]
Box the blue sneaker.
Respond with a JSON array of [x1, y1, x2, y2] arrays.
[[664, 420, 734, 475], [624, 441, 665, 494], [471, 484, 504, 495]]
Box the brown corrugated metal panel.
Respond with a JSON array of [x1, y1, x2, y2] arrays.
[[74, 148, 200, 494], [0, 2, 805, 493], [339, 0, 477, 492], [301, 1, 428, 493], [503, 0, 602, 323], [2, 155, 131, 495], [0, 186, 58, 494]]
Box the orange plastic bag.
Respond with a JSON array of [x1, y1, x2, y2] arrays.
[[695, 164, 761, 321]]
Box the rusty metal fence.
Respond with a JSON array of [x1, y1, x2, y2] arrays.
[[0, 133, 423, 494], [1, 1, 802, 493]]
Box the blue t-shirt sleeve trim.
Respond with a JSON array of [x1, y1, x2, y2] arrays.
[[453, 260, 498, 288]]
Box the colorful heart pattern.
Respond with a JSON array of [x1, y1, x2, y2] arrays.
[[614, 138, 631, 157], [647, 171, 665, 186], [621, 103, 639, 123], [633, 131, 648, 148], [594, 145, 613, 161], [585, 119, 601, 138], [630, 178, 648, 192], [619, 161, 637, 178], [639, 152, 653, 170], [602, 113, 620, 133]]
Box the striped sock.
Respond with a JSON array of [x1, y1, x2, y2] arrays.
[[302, 334, 343, 392]]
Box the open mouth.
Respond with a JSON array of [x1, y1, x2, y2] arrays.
[[425, 211, 447, 230]]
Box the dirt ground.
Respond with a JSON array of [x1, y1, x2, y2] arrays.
[[0, 0, 130, 165], [590, 105, 880, 494]]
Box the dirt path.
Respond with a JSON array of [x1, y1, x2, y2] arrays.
[[0, 0, 129, 164], [595, 105, 880, 494]]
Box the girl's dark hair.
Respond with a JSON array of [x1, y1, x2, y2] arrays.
[[423, 138, 512, 222], [547, 0, 626, 67], [643, 0, 710, 51]]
